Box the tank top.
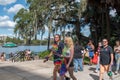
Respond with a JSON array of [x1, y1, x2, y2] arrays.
[[62, 46, 70, 58]]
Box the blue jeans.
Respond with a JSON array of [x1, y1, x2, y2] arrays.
[[74, 58, 83, 72], [96, 56, 100, 71], [115, 53, 120, 71]]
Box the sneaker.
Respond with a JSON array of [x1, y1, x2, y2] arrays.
[[78, 69, 83, 71], [94, 70, 98, 73], [114, 71, 118, 75], [74, 70, 78, 72]]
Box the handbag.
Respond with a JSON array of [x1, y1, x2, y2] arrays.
[[92, 54, 98, 64]]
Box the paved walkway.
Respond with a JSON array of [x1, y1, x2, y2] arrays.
[[0, 60, 120, 80]]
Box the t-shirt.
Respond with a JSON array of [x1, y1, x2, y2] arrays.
[[53, 41, 64, 60], [100, 46, 113, 65], [74, 45, 84, 58], [86, 45, 94, 52]]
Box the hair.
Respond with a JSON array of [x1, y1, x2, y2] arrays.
[[54, 34, 61, 44], [115, 40, 120, 45], [102, 38, 108, 42], [54, 34, 61, 39], [65, 37, 74, 48]]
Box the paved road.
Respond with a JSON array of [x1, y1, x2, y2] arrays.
[[0, 60, 120, 80]]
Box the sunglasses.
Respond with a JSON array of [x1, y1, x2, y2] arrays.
[[55, 36, 59, 38], [103, 41, 107, 43]]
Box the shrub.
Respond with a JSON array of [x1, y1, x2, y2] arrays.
[[38, 50, 50, 58]]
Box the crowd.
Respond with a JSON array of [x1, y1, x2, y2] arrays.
[[0, 49, 34, 62], [44, 34, 120, 80]]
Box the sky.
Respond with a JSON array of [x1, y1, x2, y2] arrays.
[[0, 0, 27, 37], [0, 0, 89, 39], [0, 0, 116, 39]]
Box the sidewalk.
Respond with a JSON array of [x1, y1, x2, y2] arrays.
[[0, 60, 120, 80]]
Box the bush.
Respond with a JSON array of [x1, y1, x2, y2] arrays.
[[38, 50, 50, 59]]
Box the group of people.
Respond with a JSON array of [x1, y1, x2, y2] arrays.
[[94, 39, 120, 80], [9, 49, 32, 62], [44, 34, 120, 80], [44, 34, 77, 80]]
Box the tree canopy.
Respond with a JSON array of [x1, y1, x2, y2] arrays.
[[14, 0, 120, 46]]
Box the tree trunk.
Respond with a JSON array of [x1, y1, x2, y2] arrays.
[[106, 4, 110, 40], [47, 29, 51, 50], [75, 20, 81, 42]]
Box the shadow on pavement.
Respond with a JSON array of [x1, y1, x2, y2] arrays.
[[89, 67, 96, 72], [89, 74, 99, 80], [0, 66, 51, 80]]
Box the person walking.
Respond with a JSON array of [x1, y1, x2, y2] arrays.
[[60, 36, 77, 80], [44, 34, 64, 80], [86, 39, 95, 65], [73, 41, 84, 72], [114, 40, 120, 75], [99, 38, 114, 80], [94, 42, 102, 73]]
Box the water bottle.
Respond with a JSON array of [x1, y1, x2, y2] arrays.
[[107, 65, 112, 77]]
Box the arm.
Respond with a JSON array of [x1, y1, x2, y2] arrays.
[[110, 53, 114, 65], [43, 51, 53, 63], [110, 46, 114, 65], [114, 46, 118, 52], [91, 44, 95, 50], [67, 46, 74, 68]]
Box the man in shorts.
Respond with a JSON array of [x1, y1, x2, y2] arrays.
[[99, 38, 114, 80]]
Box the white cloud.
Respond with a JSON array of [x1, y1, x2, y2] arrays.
[[0, 0, 16, 5], [0, 15, 9, 21], [0, 15, 16, 28], [7, 4, 25, 14]]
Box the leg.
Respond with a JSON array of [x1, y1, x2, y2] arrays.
[[95, 56, 100, 72], [89, 57, 92, 65], [73, 59, 78, 72], [53, 65, 61, 80], [78, 58, 83, 71], [60, 75, 64, 80], [115, 54, 120, 73], [99, 65, 105, 80], [68, 67, 77, 80]]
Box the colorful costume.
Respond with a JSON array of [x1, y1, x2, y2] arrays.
[[52, 42, 64, 65]]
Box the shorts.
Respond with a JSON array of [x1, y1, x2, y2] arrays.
[[54, 60, 62, 65], [89, 52, 94, 58], [100, 64, 109, 74], [66, 58, 74, 67]]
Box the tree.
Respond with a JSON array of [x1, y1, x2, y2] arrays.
[[14, 8, 34, 44]]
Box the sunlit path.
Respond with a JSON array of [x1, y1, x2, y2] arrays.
[[0, 60, 120, 80]]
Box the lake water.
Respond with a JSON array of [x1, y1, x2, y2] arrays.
[[0, 45, 48, 54]]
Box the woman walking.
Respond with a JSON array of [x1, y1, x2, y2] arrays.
[[60, 37, 77, 80], [44, 34, 64, 80], [114, 40, 120, 75], [94, 42, 102, 73], [86, 40, 95, 65]]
